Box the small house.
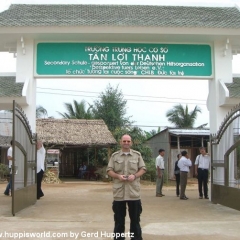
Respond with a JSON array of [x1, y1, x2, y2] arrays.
[[146, 128, 210, 179], [36, 118, 117, 177]]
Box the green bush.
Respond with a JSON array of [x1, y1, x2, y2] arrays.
[[141, 159, 156, 182], [0, 163, 9, 180]]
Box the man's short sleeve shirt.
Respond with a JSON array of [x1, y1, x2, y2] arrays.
[[156, 155, 164, 169], [106, 149, 146, 201]]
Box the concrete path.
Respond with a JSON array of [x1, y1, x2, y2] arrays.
[[0, 181, 240, 240]]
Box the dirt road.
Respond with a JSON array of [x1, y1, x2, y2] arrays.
[[0, 181, 240, 240]]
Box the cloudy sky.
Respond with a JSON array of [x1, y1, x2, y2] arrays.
[[1, 0, 240, 131]]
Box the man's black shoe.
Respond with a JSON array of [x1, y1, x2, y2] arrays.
[[180, 197, 188, 200], [4, 192, 9, 196]]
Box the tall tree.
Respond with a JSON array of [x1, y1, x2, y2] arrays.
[[92, 84, 132, 132], [166, 104, 202, 128], [57, 100, 94, 119], [36, 105, 48, 118]]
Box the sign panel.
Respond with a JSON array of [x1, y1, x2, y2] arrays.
[[36, 43, 212, 77]]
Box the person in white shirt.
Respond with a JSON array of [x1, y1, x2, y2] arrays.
[[178, 150, 192, 200], [37, 140, 46, 200], [155, 149, 165, 197], [195, 147, 210, 199], [4, 140, 13, 196]]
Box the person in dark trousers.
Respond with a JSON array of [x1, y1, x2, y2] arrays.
[[4, 140, 13, 196], [107, 134, 146, 240], [174, 153, 181, 197], [37, 140, 46, 200], [195, 147, 210, 199], [178, 150, 192, 200], [155, 149, 165, 197]]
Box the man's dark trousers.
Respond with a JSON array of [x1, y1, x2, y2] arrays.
[[37, 169, 44, 199], [112, 200, 142, 240], [175, 173, 180, 196], [197, 168, 209, 198]]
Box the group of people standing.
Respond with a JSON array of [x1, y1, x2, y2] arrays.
[[156, 147, 210, 200]]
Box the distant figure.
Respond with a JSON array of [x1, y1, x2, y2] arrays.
[[195, 147, 210, 199], [174, 153, 181, 197], [4, 140, 13, 196], [37, 140, 46, 200], [156, 149, 165, 197], [178, 150, 192, 200], [78, 162, 87, 179]]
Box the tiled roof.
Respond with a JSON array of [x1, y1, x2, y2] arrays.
[[0, 4, 240, 28], [226, 78, 240, 98], [0, 77, 23, 97]]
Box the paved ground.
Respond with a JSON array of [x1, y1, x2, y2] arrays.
[[0, 180, 240, 240]]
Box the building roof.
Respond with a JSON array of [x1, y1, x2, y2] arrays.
[[0, 76, 23, 97], [226, 77, 240, 98], [147, 127, 210, 141], [0, 112, 12, 136], [1, 4, 240, 28], [168, 128, 210, 136], [0, 135, 11, 147], [36, 119, 117, 147]]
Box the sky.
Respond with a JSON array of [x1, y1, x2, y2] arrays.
[[1, 0, 240, 132]]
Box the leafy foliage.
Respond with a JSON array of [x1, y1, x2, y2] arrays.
[[57, 100, 94, 119], [144, 127, 161, 139], [166, 104, 204, 128], [36, 105, 48, 118], [0, 163, 9, 180], [92, 84, 132, 132], [141, 159, 156, 182]]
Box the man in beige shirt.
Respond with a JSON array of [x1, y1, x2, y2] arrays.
[[107, 134, 146, 240]]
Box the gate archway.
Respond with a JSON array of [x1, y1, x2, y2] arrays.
[[1, 2, 240, 212], [211, 104, 240, 211]]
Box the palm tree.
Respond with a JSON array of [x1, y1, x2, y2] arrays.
[[57, 100, 94, 119], [144, 127, 161, 139], [36, 105, 48, 118], [166, 104, 203, 128]]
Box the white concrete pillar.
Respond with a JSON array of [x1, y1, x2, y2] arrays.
[[209, 40, 235, 185], [207, 40, 232, 134], [16, 38, 36, 132]]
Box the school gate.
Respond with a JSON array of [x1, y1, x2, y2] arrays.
[[0, 3, 240, 211], [211, 104, 240, 211], [11, 101, 37, 216]]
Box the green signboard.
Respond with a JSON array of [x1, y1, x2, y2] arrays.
[[36, 43, 212, 77]]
